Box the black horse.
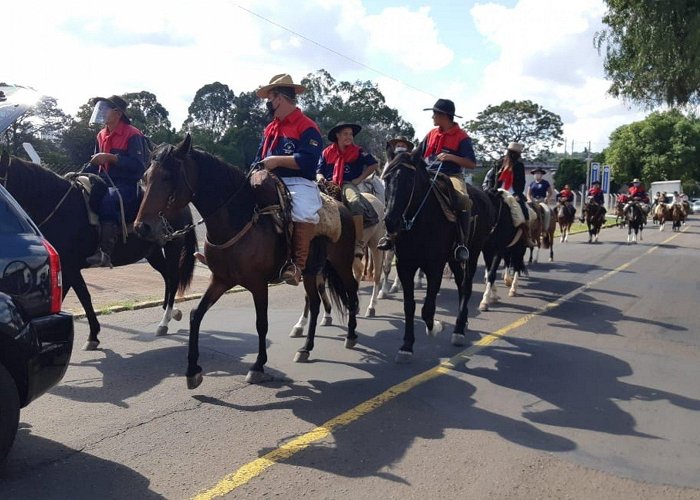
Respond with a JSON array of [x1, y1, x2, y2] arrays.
[[583, 201, 606, 243], [382, 150, 493, 362], [134, 136, 359, 389], [0, 151, 196, 349], [479, 189, 529, 310], [625, 201, 645, 243]]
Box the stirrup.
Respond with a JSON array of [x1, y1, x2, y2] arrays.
[[280, 262, 301, 286], [454, 244, 469, 263], [377, 236, 393, 251], [86, 249, 113, 269]]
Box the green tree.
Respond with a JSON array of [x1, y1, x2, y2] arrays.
[[1, 95, 71, 158], [181, 82, 236, 140], [299, 69, 415, 159], [595, 0, 700, 108], [464, 100, 564, 164], [604, 109, 700, 186], [61, 103, 100, 167], [553, 158, 586, 190], [122, 91, 173, 144]]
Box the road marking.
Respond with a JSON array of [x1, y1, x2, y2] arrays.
[[193, 227, 688, 499]]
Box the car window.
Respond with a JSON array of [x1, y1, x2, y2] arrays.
[[0, 192, 33, 234]]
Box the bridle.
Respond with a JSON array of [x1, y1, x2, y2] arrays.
[[384, 157, 442, 231]]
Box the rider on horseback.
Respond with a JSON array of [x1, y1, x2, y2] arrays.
[[495, 142, 537, 247], [377, 99, 475, 262], [580, 180, 607, 222], [527, 167, 553, 203], [625, 178, 650, 220], [253, 74, 324, 286], [84, 95, 148, 268], [317, 122, 379, 258]]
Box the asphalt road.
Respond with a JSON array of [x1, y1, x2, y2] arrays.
[[2, 219, 700, 499]]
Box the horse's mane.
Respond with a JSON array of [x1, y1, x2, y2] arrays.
[[7, 155, 71, 199]]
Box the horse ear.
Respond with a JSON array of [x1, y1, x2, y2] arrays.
[[1, 149, 9, 167], [175, 133, 192, 159]]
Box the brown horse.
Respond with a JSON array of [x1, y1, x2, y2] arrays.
[[527, 200, 555, 262], [134, 135, 359, 389], [555, 200, 576, 242], [653, 202, 670, 231], [582, 201, 606, 243], [670, 202, 684, 232]]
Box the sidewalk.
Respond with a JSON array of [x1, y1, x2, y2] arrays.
[[61, 260, 213, 316]]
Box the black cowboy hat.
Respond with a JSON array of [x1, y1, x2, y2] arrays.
[[423, 98, 462, 119], [531, 167, 546, 175], [387, 136, 415, 152], [591, 180, 601, 185], [91, 95, 131, 124], [328, 122, 362, 143]]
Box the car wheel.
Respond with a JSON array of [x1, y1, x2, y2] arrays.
[[0, 363, 20, 463]]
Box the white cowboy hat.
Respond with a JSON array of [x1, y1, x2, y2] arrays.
[[256, 73, 306, 98], [507, 142, 524, 153]]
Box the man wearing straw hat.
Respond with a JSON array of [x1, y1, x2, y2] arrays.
[[253, 74, 323, 286]]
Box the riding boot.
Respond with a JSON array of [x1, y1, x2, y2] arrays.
[[281, 222, 315, 286], [454, 210, 470, 262], [86, 221, 119, 268], [352, 215, 365, 258], [377, 233, 394, 251]]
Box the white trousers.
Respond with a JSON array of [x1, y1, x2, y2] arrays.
[[281, 177, 322, 224]]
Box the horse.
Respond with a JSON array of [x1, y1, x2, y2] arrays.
[[555, 200, 576, 242], [653, 202, 670, 231], [614, 196, 627, 228], [382, 150, 493, 361], [289, 189, 385, 338], [582, 200, 606, 243], [479, 189, 528, 310], [0, 151, 196, 350], [624, 202, 645, 243], [670, 202, 684, 232], [134, 135, 359, 389], [527, 199, 555, 263]]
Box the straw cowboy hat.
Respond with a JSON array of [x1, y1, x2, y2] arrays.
[[507, 142, 525, 153], [423, 98, 462, 119], [632, 178, 641, 183], [531, 167, 546, 175], [90, 95, 131, 124], [387, 136, 415, 152], [327, 122, 361, 143], [256, 73, 306, 98]]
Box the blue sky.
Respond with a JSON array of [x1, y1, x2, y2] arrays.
[[6, 0, 648, 153]]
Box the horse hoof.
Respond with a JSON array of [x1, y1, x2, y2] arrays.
[[395, 350, 413, 363], [172, 309, 183, 321], [509, 290, 517, 297], [186, 372, 203, 390], [479, 302, 489, 312], [378, 290, 386, 299], [451, 333, 466, 346], [426, 320, 443, 337], [320, 316, 332, 326], [245, 370, 272, 384], [82, 340, 100, 351], [366, 308, 375, 318], [156, 326, 168, 337], [390, 285, 399, 294], [548, 257, 553, 262], [289, 326, 305, 338], [294, 351, 310, 363], [344, 337, 357, 349]]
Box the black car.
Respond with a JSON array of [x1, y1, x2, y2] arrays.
[[0, 183, 74, 462]]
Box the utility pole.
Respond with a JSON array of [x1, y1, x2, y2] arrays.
[[584, 140, 592, 213]]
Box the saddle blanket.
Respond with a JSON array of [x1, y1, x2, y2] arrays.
[[315, 192, 342, 242], [538, 202, 551, 230], [500, 189, 536, 228]]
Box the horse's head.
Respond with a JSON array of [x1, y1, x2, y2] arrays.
[[382, 148, 426, 234], [135, 134, 198, 243]]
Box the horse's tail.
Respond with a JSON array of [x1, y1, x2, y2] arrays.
[[324, 263, 354, 321], [177, 227, 198, 295], [542, 230, 552, 249]]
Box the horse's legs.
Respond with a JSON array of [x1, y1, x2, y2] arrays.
[[64, 269, 101, 350], [365, 247, 383, 317], [186, 279, 230, 389], [378, 249, 393, 298], [450, 257, 472, 346], [318, 277, 333, 325], [246, 283, 271, 383], [145, 250, 180, 337], [395, 262, 417, 362], [295, 277, 320, 363], [420, 263, 443, 337], [290, 295, 310, 338]]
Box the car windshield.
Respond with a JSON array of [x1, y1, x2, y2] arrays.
[[0, 86, 41, 134]]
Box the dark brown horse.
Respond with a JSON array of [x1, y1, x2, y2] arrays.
[[134, 135, 359, 389], [0, 151, 196, 349], [555, 200, 576, 242], [582, 201, 606, 243]]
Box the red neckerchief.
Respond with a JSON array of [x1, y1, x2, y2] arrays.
[[261, 108, 304, 158], [560, 189, 572, 198], [324, 143, 361, 186], [424, 125, 462, 158], [498, 168, 513, 191], [97, 121, 128, 174], [589, 187, 601, 195]]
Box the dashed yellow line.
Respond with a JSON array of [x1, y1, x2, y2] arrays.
[[193, 227, 687, 499]]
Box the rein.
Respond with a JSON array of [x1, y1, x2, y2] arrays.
[[388, 159, 442, 231]]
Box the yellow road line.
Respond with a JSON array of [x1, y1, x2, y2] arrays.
[[193, 227, 687, 499]]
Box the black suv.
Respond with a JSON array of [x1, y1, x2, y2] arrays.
[[0, 183, 74, 462]]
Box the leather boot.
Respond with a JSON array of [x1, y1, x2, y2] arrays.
[[454, 210, 470, 262], [86, 221, 119, 268], [377, 234, 394, 251], [352, 215, 365, 258], [281, 222, 315, 286]]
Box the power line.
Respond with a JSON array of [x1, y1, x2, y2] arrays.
[[236, 4, 439, 99]]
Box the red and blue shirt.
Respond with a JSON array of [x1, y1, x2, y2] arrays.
[[253, 108, 322, 181], [95, 120, 146, 183], [418, 126, 476, 175], [317, 147, 377, 182]]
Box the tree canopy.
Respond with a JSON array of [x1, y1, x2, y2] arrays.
[[604, 109, 700, 190], [464, 100, 564, 164], [595, 0, 700, 108]]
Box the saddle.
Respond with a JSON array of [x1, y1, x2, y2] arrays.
[[249, 170, 292, 237], [318, 178, 379, 229], [500, 190, 536, 228], [431, 172, 469, 223]]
